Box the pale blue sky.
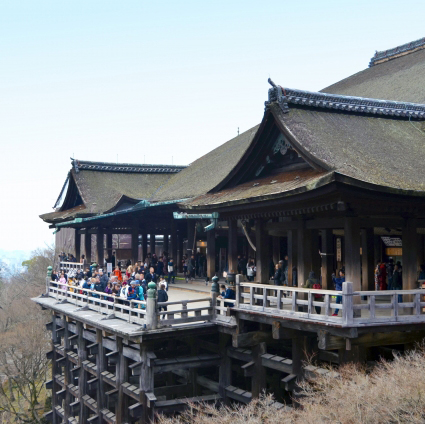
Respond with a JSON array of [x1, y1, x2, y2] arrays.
[[1, 0, 425, 252]]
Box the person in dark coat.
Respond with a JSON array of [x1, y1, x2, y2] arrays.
[[272, 264, 283, 286], [157, 284, 168, 317], [98, 270, 109, 291], [146, 267, 157, 284], [393, 264, 403, 303]]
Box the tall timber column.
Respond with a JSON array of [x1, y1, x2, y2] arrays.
[[163, 233, 169, 254], [77, 322, 89, 423], [321, 229, 334, 290], [84, 229, 92, 263], [207, 227, 216, 279], [344, 217, 361, 291], [361, 228, 375, 291], [131, 228, 139, 265], [96, 329, 107, 417], [403, 218, 418, 291], [150, 233, 156, 256], [187, 221, 195, 256], [75, 229, 81, 262], [228, 219, 238, 273], [140, 345, 155, 423], [96, 226, 104, 267], [256, 218, 269, 284], [345, 217, 361, 318], [171, 221, 178, 264], [116, 337, 129, 423], [287, 229, 298, 286], [106, 233, 113, 262], [297, 220, 312, 287], [142, 232, 148, 262]]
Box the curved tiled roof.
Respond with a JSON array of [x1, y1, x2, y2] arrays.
[[150, 125, 260, 202], [72, 159, 185, 174], [322, 43, 425, 103], [369, 37, 425, 67]]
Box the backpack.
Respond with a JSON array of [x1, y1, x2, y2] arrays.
[[312, 282, 322, 299]]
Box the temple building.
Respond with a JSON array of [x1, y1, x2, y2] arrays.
[[41, 37, 425, 292], [36, 37, 425, 424]]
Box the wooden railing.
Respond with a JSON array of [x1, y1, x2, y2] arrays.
[[235, 280, 425, 327], [158, 298, 213, 325], [59, 261, 84, 273], [49, 282, 147, 326], [47, 282, 215, 329]]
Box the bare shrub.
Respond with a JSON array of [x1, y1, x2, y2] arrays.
[[157, 347, 425, 424]]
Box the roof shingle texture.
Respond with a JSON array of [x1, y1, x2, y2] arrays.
[[150, 125, 260, 202], [73, 169, 173, 214], [272, 103, 425, 192], [322, 48, 425, 103]]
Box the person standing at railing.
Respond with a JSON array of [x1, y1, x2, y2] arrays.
[[332, 270, 345, 316], [304, 271, 322, 314], [218, 284, 236, 307], [157, 283, 168, 317], [99, 269, 109, 291], [59, 273, 67, 290], [247, 259, 255, 281], [167, 258, 175, 285], [393, 263, 403, 303], [113, 266, 123, 282], [82, 278, 90, 294], [104, 282, 114, 302], [51, 269, 58, 282], [272, 264, 284, 286]]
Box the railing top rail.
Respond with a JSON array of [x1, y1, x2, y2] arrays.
[[160, 298, 211, 306], [354, 289, 425, 295], [59, 261, 84, 266], [49, 282, 147, 305], [240, 282, 341, 295]]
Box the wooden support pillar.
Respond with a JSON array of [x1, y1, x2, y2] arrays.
[[116, 337, 129, 423], [297, 220, 312, 287], [256, 218, 269, 284], [344, 217, 361, 292], [150, 233, 156, 256], [292, 335, 306, 378], [374, 234, 382, 264], [251, 342, 267, 398], [77, 322, 89, 423], [163, 233, 169, 254], [417, 234, 424, 270], [84, 230, 92, 263], [311, 229, 321, 278], [228, 219, 238, 273], [171, 221, 178, 263], [403, 219, 418, 290], [219, 334, 231, 403], [51, 313, 59, 424], [321, 229, 334, 290], [287, 229, 297, 286], [178, 231, 184, 272], [63, 321, 71, 422], [361, 228, 375, 291], [96, 227, 104, 267], [131, 229, 139, 266], [140, 345, 155, 423], [272, 236, 280, 267], [96, 329, 107, 416], [142, 233, 148, 262], [187, 221, 195, 256], [75, 229, 81, 262], [207, 228, 216, 279]]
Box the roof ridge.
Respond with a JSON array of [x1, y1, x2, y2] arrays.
[[266, 79, 425, 119], [71, 159, 186, 174], [369, 36, 425, 67]]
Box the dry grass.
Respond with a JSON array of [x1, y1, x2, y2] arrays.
[[157, 347, 425, 424]]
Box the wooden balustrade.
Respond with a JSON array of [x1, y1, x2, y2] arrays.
[[235, 281, 425, 326]]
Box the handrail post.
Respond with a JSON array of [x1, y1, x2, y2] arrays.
[[46, 266, 52, 296], [146, 282, 158, 330], [235, 274, 242, 307], [343, 282, 354, 325], [211, 276, 220, 320]]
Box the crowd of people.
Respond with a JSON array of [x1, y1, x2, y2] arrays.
[[52, 255, 178, 308]]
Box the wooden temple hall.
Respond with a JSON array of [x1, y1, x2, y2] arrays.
[[35, 37, 425, 423]]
